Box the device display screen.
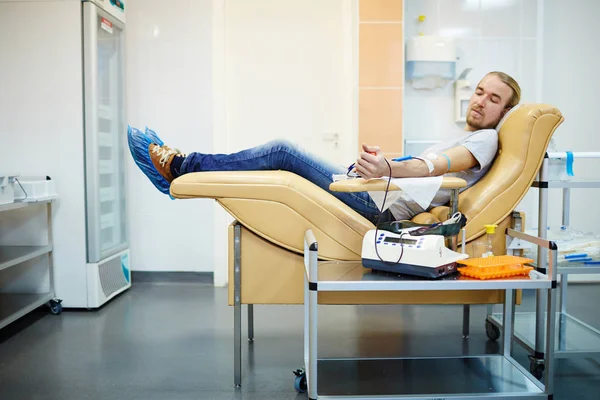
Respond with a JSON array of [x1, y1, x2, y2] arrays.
[[384, 237, 417, 245]]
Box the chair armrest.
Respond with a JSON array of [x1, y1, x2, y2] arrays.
[[428, 206, 451, 222], [329, 177, 467, 192], [411, 212, 441, 224]]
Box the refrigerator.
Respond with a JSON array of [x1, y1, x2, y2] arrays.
[[0, 0, 130, 308], [82, 0, 131, 309]]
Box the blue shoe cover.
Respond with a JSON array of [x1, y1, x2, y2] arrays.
[[145, 126, 164, 146], [127, 125, 171, 195]]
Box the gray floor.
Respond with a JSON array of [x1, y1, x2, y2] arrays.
[[1, 281, 600, 400]]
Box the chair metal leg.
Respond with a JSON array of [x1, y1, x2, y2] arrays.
[[462, 305, 470, 339], [248, 304, 254, 342], [234, 223, 242, 388], [449, 189, 472, 340]]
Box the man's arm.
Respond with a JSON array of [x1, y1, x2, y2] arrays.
[[354, 144, 479, 179], [390, 145, 478, 177]]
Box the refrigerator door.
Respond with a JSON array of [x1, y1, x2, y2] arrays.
[[83, 2, 128, 263], [89, 0, 126, 24]]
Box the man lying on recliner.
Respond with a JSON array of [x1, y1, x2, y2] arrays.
[[128, 71, 520, 224]]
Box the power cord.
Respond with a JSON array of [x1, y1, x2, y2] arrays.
[[367, 161, 464, 268], [14, 177, 28, 201], [372, 159, 405, 265]]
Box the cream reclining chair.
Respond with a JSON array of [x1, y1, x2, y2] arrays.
[[170, 103, 563, 386]]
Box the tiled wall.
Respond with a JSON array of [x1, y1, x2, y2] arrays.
[[358, 0, 404, 157], [403, 0, 539, 142]]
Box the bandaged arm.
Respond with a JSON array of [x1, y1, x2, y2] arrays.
[[390, 145, 478, 178]]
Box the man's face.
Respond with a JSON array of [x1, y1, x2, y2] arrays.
[[466, 74, 514, 131]]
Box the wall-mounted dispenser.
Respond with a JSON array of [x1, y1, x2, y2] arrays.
[[405, 35, 456, 90], [455, 68, 473, 122]]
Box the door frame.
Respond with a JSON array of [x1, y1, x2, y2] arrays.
[[211, 0, 359, 287]]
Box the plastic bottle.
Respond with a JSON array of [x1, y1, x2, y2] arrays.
[[483, 224, 498, 258]]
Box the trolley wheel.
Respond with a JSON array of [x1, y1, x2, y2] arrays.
[[529, 359, 545, 380], [485, 320, 500, 341], [293, 369, 307, 393], [48, 299, 63, 315]]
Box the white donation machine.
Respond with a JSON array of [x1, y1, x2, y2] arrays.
[[361, 229, 468, 278]]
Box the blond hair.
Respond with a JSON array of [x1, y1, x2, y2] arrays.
[[486, 71, 521, 109]]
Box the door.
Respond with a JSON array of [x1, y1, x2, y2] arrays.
[[222, 0, 357, 165], [83, 2, 128, 263], [211, 0, 358, 286]]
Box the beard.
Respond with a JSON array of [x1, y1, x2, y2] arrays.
[[466, 113, 485, 130], [466, 107, 494, 130]]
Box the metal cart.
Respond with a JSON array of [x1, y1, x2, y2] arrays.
[[487, 153, 600, 378], [0, 199, 62, 330], [302, 228, 558, 399]]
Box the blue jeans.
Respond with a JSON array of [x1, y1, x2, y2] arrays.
[[180, 139, 394, 224]]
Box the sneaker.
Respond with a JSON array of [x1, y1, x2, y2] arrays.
[[145, 127, 187, 155], [127, 125, 171, 194], [144, 126, 164, 146], [148, 144, 187, 182]]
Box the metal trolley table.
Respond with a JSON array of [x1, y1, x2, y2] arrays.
[[487, 154, 600, 377], [302, 229, 558, 400]]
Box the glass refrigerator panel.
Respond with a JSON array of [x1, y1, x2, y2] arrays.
[[97, 15, 126, 258], [86, 8, 127, 263]]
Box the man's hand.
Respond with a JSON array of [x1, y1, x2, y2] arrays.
[[354, 144, 389, 179]]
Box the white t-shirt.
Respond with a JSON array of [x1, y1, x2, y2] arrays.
[[388, 129, 498, 220]]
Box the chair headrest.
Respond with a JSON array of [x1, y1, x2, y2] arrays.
[[460, 104, 564, 240], [495, 103, 523, 131]]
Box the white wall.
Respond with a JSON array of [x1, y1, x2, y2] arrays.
[[125, 0, 215, 272], [540, 0, 600, 234], [468, 0, 600, 236]]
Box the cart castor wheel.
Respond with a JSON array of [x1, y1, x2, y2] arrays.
[[48, 299, 63, 315], [293, 368, 307, 393], [485, 320, 500, 341], [529, 359, 545, 380]]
